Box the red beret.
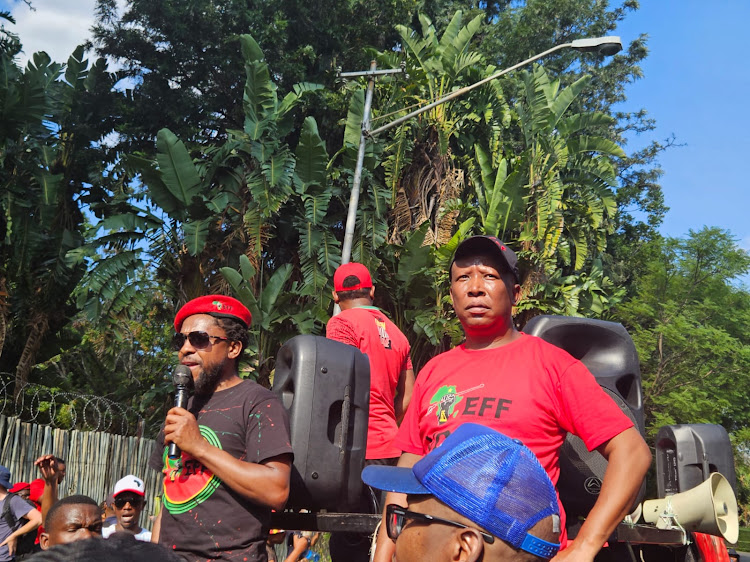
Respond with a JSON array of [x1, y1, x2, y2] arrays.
[[174, 295, 252, 331], [333, 262, 373, 292]]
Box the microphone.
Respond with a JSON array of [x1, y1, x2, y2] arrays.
[[168, 365, 194, 460]]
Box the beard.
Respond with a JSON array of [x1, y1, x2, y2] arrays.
[[193, 359, 228, 396]]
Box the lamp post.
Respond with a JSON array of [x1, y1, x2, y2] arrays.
[[338, 35, 623, 266]]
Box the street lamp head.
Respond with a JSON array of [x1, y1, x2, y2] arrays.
[[570, 36, 623, 56]]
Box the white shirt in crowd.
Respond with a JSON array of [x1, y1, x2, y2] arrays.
[[102, 524, 152, 542]]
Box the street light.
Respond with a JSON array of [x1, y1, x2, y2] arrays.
[[338, 35, 623, 269], [367, 36, 622, 138]]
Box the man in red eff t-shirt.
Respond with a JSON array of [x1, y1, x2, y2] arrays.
[[372, 236, 651, 562], [327, 262, 415, 462], [326, 262, 415, 562]]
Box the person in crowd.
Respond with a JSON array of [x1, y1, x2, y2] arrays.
[[0, 466, 41, 561], [327, 262, 415, 460], [22, 455, 66, 557], [6, 485, 29, 503], [102, 476, 150, 542], [31, 456, 66, 524], [326, 262, 415, 561], [364, 424, 561, 562], [6, 483, 37, 560], [100, 495, 116, 526], [38, 495, 101, 551], [283, 531, 319, 562], [266, 528, 286, 562], [150, 295, 293, 561], [373, 236, 651, 562], [33, 528, 182, 561]]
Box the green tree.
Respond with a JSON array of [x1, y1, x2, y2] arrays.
[[614, 227, 750, 523], [615, 228, 750, 436], [91, 0, 418, 154], [0, 36, 116, 386], [76, 35, 356, 383], [421, 1, 667, 296], [371, 15, 628, 334]]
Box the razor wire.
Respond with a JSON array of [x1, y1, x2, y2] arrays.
[[0, 374, 142, 436]]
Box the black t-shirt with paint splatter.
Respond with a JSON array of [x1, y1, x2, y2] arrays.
[[150, 380, 292, 561]]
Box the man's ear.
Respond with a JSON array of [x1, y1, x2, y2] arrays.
[[511, 283, 521, 306], [369, 286, 375, 301], [331, 290, 340, 304], [227, 339, 243, 360], [40, 533, 50, 551], [450, 528, 484, 562]]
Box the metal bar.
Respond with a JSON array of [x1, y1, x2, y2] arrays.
[[608, 523, 687, 546], [266, 515, 690, 545], [340, 60, 377, 267], [270, 512, 381, 533], [367, 42, 572, 138], [339, 68, 404, 78]]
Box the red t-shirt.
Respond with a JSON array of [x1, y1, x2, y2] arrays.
[[394, 333, 634, 545], [29, 479, 44, 544], [327, 306, 413, 459]]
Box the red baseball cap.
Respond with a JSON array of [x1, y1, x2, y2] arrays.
[[174, 295, 252, 331], [333, 262, 373, 292], [8, 482, 29, 494]]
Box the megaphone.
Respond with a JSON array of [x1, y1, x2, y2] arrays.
[[642, 472, 738, 544], [623, 503, 642, 525]]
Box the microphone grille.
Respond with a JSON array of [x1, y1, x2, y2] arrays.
[[172, 365, 193, 387]]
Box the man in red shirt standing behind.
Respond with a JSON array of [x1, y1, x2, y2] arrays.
[[326, 262, 415, 562]]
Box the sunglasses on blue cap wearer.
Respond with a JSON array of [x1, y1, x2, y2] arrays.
[[385, 504, 495, 544], [362, 423, 561, 560]]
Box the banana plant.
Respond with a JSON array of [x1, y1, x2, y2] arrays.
[[293, 116, 340, 295], [221, 255, 316, 384], [77, 33, 323, 321], [0, 44, 110, 386], [513, 65, 623, 273]]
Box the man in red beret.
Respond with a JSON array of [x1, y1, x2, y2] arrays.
[[326, 263, 415, 562], [150, 295, 293, 562]]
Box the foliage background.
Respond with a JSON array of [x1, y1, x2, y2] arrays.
[[1, 0, 749, 523]]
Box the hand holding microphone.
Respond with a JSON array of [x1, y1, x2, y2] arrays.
[[168, 365, 195, 460]]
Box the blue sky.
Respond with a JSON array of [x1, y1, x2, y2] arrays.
[[614, 1, 750, 251], [3, 0, 748, 251]]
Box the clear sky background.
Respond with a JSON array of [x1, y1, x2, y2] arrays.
[[2, 0, 748, 250]]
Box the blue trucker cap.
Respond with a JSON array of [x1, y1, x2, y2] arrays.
[[362, 424, 560, 559]]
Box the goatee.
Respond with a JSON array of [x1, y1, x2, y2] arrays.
[[194, 360, 226, 396]]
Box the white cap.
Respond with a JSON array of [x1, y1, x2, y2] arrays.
[[113, 475, 145, 497]]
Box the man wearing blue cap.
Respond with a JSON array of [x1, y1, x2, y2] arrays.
[[363, 424, 561, 561], [373, 236, 651, 562], [0, 465, 41, 561]]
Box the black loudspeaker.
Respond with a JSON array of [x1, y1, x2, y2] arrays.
[[523, 315, 646, 521], [272, 335, 370, 512], [655, 424, 736, 497]]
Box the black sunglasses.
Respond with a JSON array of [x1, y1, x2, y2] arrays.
[[114, 495, 143, 509], [386, 504, 495, 544], [172, 331, 230, 351]]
